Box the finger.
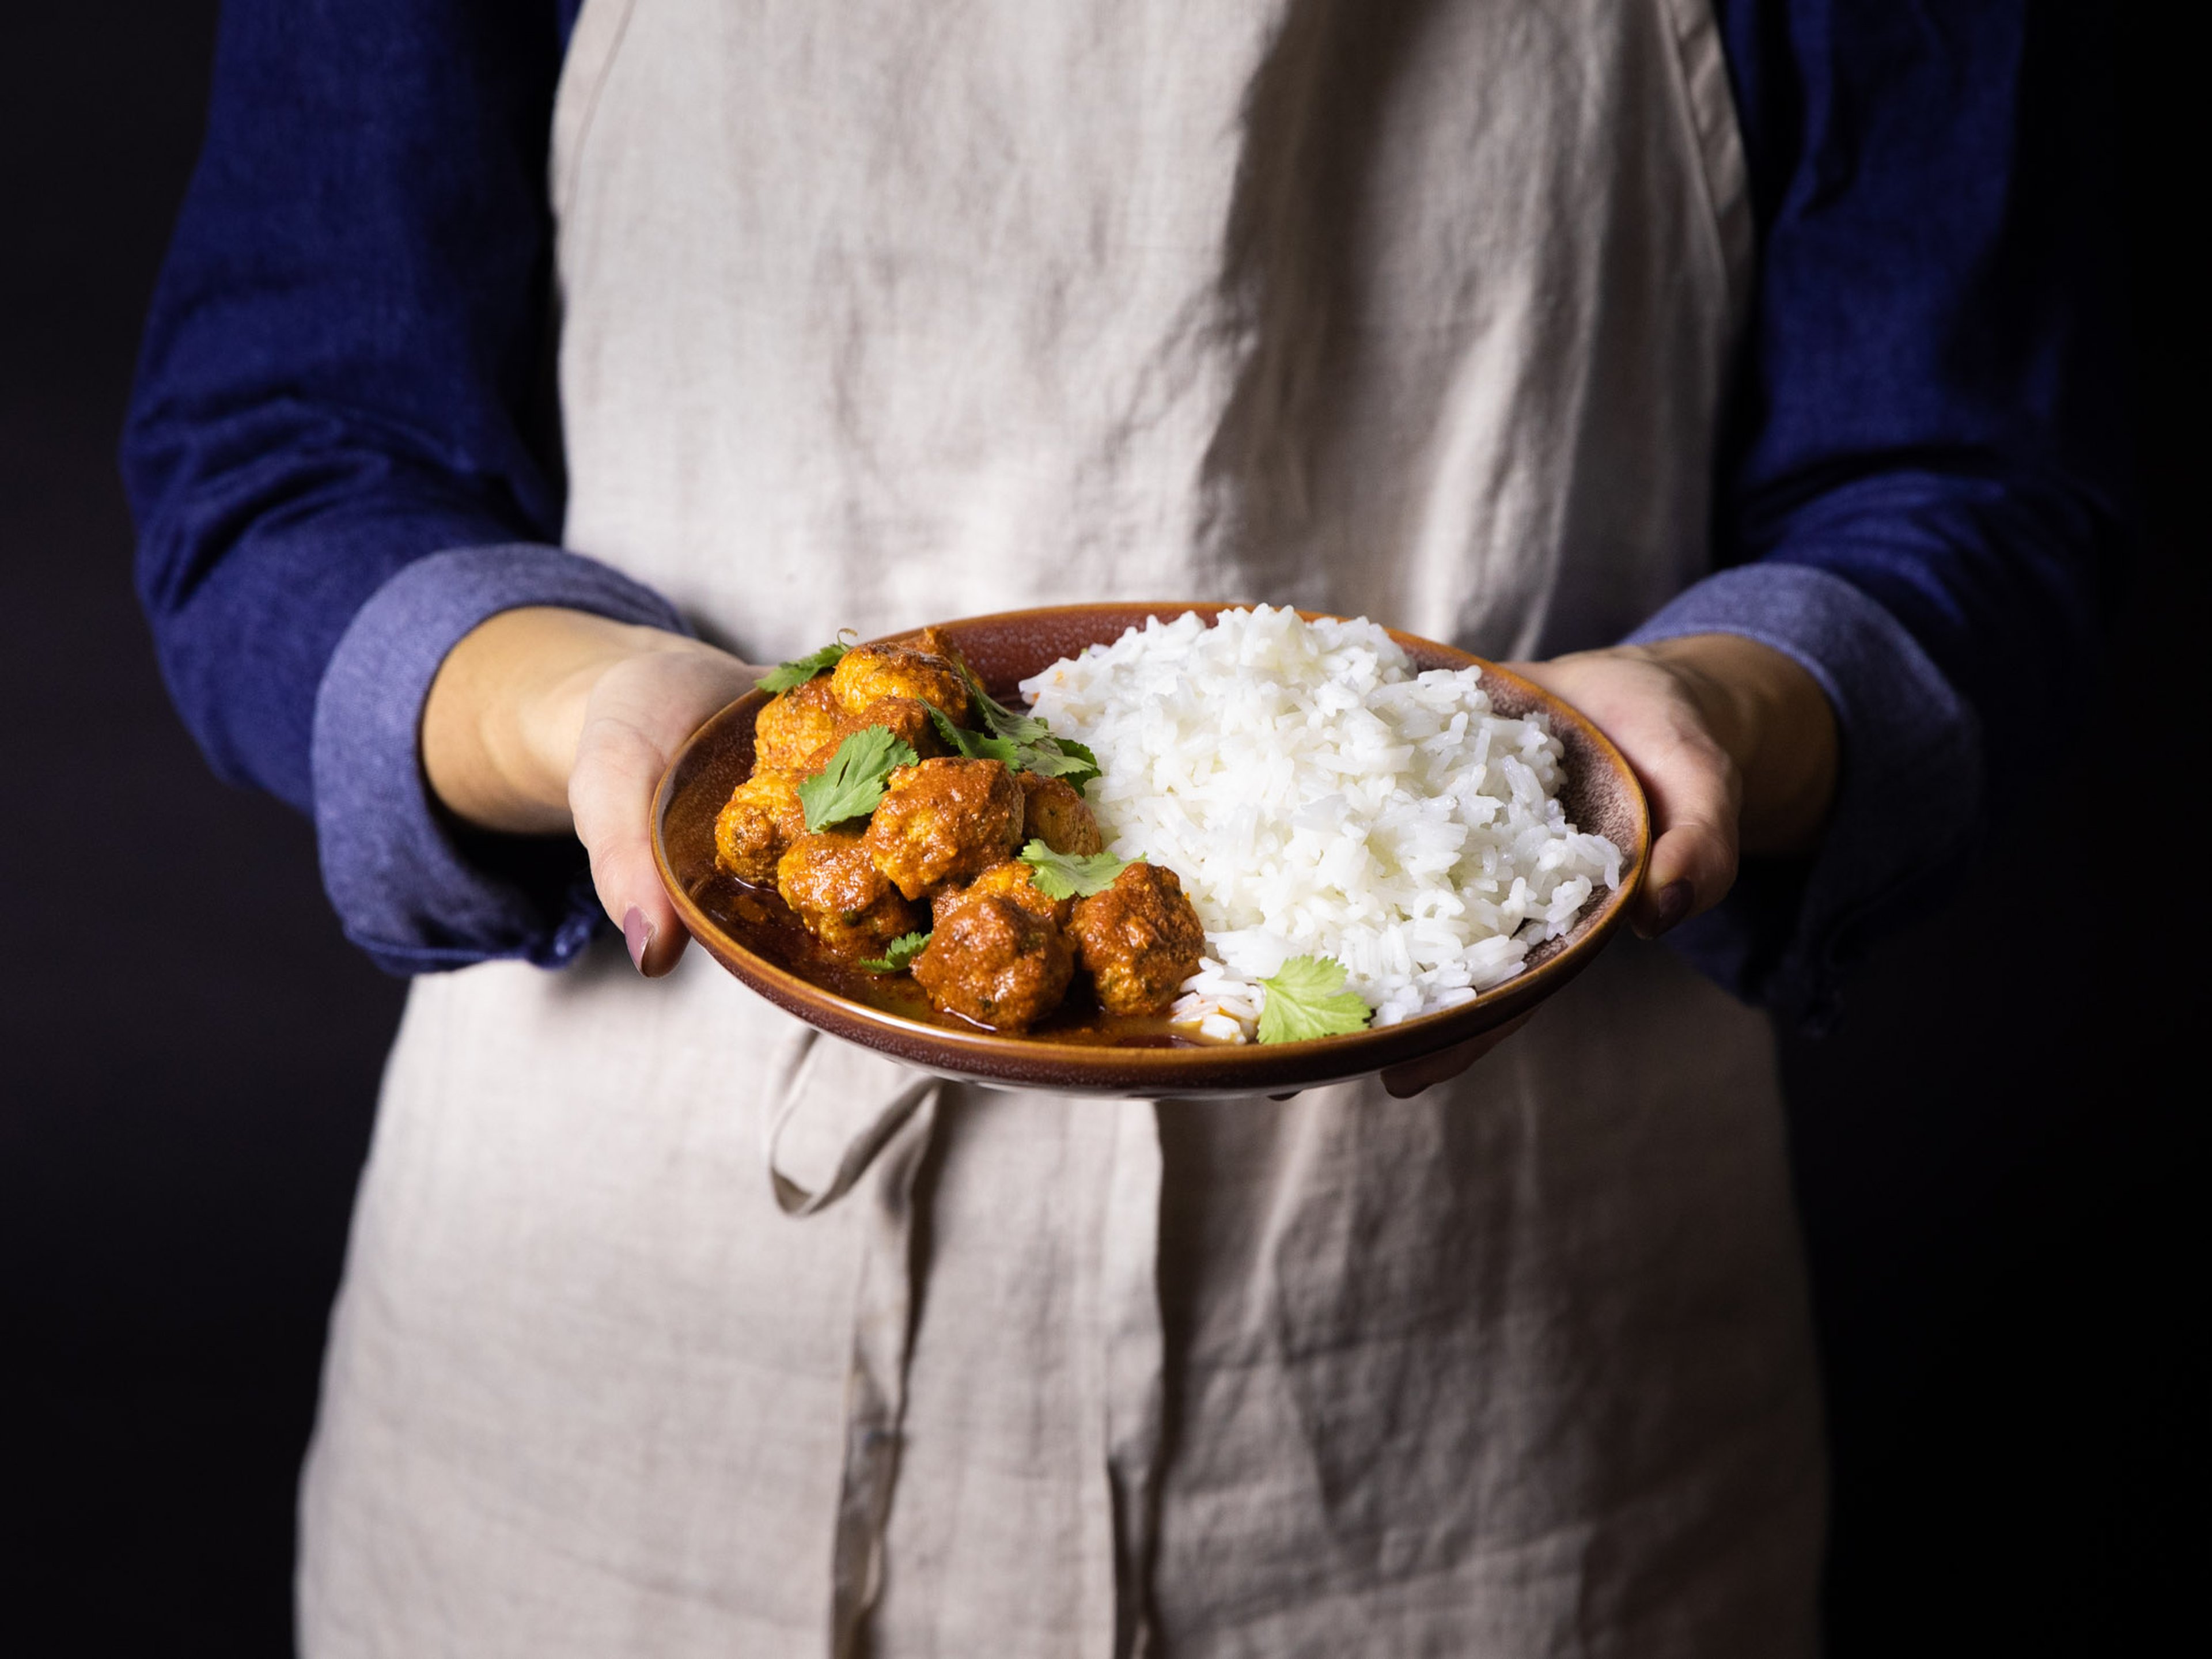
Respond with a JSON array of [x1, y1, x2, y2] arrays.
[[1379, 1009, 1536, 1099], [570, 710, 694, 977]]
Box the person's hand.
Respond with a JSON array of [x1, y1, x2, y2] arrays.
[[1376, 632, 1838, 1098], [422, 607, 761, 976], [1514, 634, 1837, 935]]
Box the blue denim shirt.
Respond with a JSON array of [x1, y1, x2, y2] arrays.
[[122, 0, 2131, 1026]]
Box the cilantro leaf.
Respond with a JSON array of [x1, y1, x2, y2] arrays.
[[861, 931, 931, 973], [923, 702, 1022, 766], [1255, 956, 1373, 1044], [797, 726, 918, 831], [955, 662, 1050, 744], [945, 663, 1102, 791], [1017, 737, 1101, 791], [1019, 839, 1137, 900], [756, 640, 851, 694]]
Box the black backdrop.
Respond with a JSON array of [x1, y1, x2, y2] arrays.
[[2, 5, 2196, 1653]]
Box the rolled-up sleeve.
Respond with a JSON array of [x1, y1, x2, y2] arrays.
[[1660, 0, 2133, 1025], [121, 0, 660, 973]]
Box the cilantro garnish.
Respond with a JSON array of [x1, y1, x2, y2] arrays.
[[967, 680, 1053, 745], [861, 931, 931, 973], [1017, 738, 1101, 792], [1018, 839, 1137, 900], [797, 726, 918, 831], [948, 663, 1101, 791], [756, 639, 851, 695], [1255, 956, 1373, 1044], [923, 702, 1021, 767]]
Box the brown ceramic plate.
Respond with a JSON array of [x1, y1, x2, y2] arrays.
[[653, 604, 1648, 1097]]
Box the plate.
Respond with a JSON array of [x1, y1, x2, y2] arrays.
[[653, 603, 1649, 1096]]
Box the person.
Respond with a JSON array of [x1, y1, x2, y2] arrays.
[[125, 1, 2124, 1652]]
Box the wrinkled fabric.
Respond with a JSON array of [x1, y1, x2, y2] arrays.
[[550, 0, 1749, 667], [301, 2, 1824, 1654]]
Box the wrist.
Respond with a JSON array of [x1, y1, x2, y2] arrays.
[[423, 607, 691, 835]]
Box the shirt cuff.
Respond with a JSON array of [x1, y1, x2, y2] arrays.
[[1624, 563, 1984, 1029], [310, 544, 692, 976]]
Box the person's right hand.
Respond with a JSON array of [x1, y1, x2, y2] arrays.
[[1377, 632, 1838, 1099], [422, 607, 761, 976]]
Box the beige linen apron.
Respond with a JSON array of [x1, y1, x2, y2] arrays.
[[299, 2, 1824, 1653]]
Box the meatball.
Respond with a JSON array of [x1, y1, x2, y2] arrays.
[[830, 642, 970, 725], [753, 675, 844, 771], [911, 892, 1073, 1033], [1067, 862, 1206, 1016], [776, 831, 922, 958], [714, 768, 808, 882], [1016, 771, 1104, 855], [934, 858, 1073, 930], [800, 694, 947, 772], [861, 758, 1025, 900]]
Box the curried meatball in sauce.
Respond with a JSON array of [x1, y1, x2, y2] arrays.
[[912, 891, 1073, 1032], [933, 858, 1074, 931], [862, 758, 1025, 900], [776, 830, 922, 958], [1014, 771, 1104, 855], [1067, 862, 1206, 1016], [752, 675, 845, 771], [714, 768, 808, 882]]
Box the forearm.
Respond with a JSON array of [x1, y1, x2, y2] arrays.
[[124, 0, 571, 810]]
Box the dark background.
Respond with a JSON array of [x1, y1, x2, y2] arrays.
[[1, 5, 2196, 1653]]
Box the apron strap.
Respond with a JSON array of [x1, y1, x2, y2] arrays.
[[764, 1067, 940, 1217]]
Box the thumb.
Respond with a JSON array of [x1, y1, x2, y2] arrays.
[[1511, 653, 1741, 936], [571, 706, 694, 976], [569, 648, 757, 976], [1636, 734, 1741, 937]]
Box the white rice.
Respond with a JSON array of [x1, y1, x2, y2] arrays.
[[1020, 607, 1620, 1041]]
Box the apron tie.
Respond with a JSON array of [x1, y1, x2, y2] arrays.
[[765, 1069, 938, 1217], [1098, 1099, 1167, 1659], [758, 1029, 944, 1653], [762, 1029, 941, 1217], [825, 1091, 938, 1657]]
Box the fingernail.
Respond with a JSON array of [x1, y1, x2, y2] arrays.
[[1648, 880, 1694, 937], [623, 905, 655, 973]]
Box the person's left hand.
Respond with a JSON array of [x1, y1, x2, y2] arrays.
[[1375, 632, 1837, 1099]]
